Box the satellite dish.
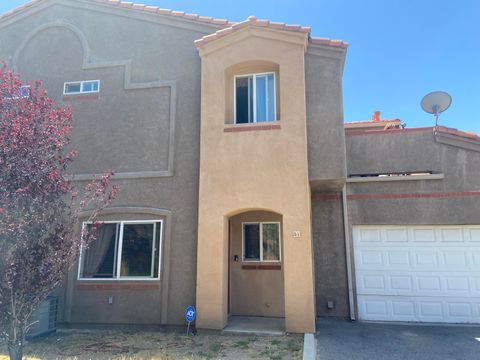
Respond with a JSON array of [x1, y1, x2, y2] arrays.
[[420, 91, 452, 126]]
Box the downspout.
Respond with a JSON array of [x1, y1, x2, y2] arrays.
[[342, 184, 356, 320]]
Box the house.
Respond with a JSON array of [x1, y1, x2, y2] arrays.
[[1, 0, 479, 334]]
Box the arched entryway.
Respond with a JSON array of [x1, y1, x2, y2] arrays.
[[228, 210, 285, 319]]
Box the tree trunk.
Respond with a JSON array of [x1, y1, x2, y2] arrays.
[[8, 342, 23, 360]]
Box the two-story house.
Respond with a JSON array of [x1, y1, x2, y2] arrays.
[[1, 0, 479, 334]]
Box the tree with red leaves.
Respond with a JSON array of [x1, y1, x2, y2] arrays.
[[0, 65, 119, 360]]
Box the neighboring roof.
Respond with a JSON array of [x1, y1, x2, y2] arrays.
[[345, 122, 480, 152], [345, 111, 402, 130], [195, 15, 349, 49], [0, 0, 235, 26], [345, 110, 480, 144], [345, 119, 401, 128]]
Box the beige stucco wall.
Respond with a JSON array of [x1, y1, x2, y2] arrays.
[[229, 211, 284, 317], [195, 26, 316, 333]]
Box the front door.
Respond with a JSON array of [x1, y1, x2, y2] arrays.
[[229, 211, 285, 317]]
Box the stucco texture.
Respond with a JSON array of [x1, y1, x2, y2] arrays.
[[195, 27, 316, 333], [0, 0, 221, 325]]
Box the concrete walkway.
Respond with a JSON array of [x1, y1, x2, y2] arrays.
[[316, 318, 480, 360], [222, 316, 285, 335]]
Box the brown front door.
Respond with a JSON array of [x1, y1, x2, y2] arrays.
[[229, 211, 285, 317]]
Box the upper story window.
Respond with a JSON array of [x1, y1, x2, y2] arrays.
[[64, 80, 100, 95], [234, 72, 276, 123]]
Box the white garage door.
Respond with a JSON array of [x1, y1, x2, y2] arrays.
[[353, 225, 480, 323]]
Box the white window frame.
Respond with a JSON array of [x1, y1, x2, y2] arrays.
[[77, 220, 163, 281], [242, 221, 281, 262], [19, 85, 30, 98], [233, 72, 277, 124], [5, 85, 30, 100], [63, 80, 100, 95]]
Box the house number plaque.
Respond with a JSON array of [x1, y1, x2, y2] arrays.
[[292, 231, 301, 238]]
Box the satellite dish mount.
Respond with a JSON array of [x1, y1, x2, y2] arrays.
[[420, 91, 452, 126]]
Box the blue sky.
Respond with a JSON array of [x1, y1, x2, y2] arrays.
[[2, 0, 479, 132]]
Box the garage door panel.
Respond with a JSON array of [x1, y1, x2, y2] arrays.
[[358, 295, 480, 323], [358, 271, 477, 297], [386, 251, 410, 265], [353, 225, 480, 323], [384, 228, 408, 242], [470, 229, 480, 241], [411, 228, 435, 242], [355, 248, 480, 271]]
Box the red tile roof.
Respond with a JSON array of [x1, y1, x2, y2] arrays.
[[344, 119, 401, 125], [195, 15, 348, 49], [0, 0, 235, 26], [1, 1, 349, 49]]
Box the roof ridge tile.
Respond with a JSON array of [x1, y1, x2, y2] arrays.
[[1, 0, 348, 50], [0, 0, 236, 27]]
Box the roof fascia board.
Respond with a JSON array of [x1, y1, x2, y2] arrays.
[[0, 0, 222, 34], [197, 26, 308, 58]]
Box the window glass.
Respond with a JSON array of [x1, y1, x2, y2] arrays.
[[120, 223, 156, 277], [79, 221, 161, 279], [64, 80, 100, 94], [81, 223, 119, 278], [244, 224, 260, 260], [65, 83, 81, 94], [235, 77, 250, 123], [262, 223, 280, 261], [82, 81, 99, 93], [255, 75, 267, 122], [19, 86, 30, 98], [235, 73, 275, 123]]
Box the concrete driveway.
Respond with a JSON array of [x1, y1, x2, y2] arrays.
[[316, 318, 480, 360]]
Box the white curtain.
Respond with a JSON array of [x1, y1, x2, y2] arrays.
[[82, 224, 117, 278]]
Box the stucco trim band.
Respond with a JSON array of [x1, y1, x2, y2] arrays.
[[241, 264, 282, 270], [76, 283, 160, 290], [13, 20, 177, 181], [312, 191, 480, 201], [347, 191, 480, 200], [346, 174, 444, 183], [62, 94, 100, 101], [224, 124, 281, 133]]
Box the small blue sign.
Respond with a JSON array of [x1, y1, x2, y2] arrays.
[[185, 305, 196, 323]]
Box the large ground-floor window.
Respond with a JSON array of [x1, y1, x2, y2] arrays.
[[78, 220, 162, 280]]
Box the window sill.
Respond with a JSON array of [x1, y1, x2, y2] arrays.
[[224, 121, 281, 133], [242, 264, 282, 270], [76, 282, 160, 290], [62, 94, 99, 101]]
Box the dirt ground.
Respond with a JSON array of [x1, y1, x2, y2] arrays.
[[0, 328, 303, 360]]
